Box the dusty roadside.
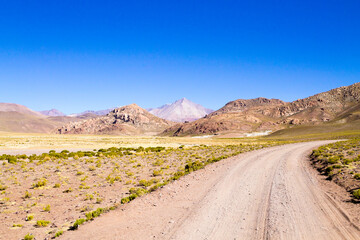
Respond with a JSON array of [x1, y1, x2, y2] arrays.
[[61, 141, 360, 240]]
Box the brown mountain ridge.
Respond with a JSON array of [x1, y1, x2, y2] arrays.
[[162, 82, 360, 136]]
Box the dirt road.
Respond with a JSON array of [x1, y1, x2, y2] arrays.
[[62, 141, 360, 240]]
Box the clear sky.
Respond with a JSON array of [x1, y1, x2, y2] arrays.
[[0, 1, 359, 114]]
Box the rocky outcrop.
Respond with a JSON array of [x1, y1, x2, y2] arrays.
[[57, 104, 175, 135]]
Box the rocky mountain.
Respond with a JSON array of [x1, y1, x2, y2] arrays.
[[162, 82, 360, 136], [149, 98, 213, 122], [57, 104, 175, 135], [39, 109, 65, 117]]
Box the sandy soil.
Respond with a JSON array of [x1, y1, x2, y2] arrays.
[[61, 141, 360, 240]]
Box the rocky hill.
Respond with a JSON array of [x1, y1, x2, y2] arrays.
[[57, 104, 175, 135], [149, 98, 213, 122], [162, 82, 360, 136]]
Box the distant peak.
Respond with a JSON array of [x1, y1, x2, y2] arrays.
[[176, 97, 190, 104]]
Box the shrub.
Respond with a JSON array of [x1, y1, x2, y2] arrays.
[[121, 193, 138, 204], [85, 208, 104, 221], [152, 169, 163, 176], [328, 156, 340, 164], [24, 234, 34, 240], [24, 191, 32, 199], [353, 189, 360, 199], [63, 188, 73, 193], [88, 166, 96, 171], [343, 158, 353, 165], [129, 187, 147, 197], [32, 178, 47, 188], [26, 215, 34, 221], [84, 194, 94, 201], [36, 220, 50, 227], [354, 173, 360, 180], [43, 204, 51, 212], [70, 218, 86, 230], [7, 156, 17, 164], [54, 230, 63, 238], [138, 179, 151, 187], [185, 161, 204, 173]]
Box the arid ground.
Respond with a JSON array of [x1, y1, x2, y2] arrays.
[[1, 134, 360, 240], [62, 141, 360, 240], [0, 133, 286, 240]]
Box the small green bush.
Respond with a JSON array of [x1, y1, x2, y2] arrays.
[[54, 230, 63, 238], [70, 218, 86, 230], [24, 191, 32, 199], [36, 220, 50, 227], [85, 208, 104, 221], [7, 156, 17, 164], [43, 204, 51, 212], [353, 189, 360, 199], [24, 234, 34, 240], [32, 178, 47, 188]]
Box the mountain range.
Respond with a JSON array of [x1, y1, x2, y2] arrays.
[[1, 82, 359, 136], [163, 82, 360, 136]]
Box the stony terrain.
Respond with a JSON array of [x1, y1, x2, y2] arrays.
[[57, 104, 176, 135], [163, 82, 360, 136], [0, 142, 278, 240], [62, 141, 360, 240]]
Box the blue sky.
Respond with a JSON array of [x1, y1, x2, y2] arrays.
[[0, 1, 359, 114]]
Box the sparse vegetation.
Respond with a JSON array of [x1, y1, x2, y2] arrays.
[[311, 139, 360, 200], [0, 135, 289, 239], [54, 230, 63, 238], [23, 234, 34, 240], [35, 220, 50, 227]]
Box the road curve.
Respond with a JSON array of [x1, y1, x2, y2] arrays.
[[62, 141, 360, 240]]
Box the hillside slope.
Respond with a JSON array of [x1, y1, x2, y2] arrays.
[[0, 112, 59, 133], [0, 103, 45, 118], [162, 82, 360, 136]]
